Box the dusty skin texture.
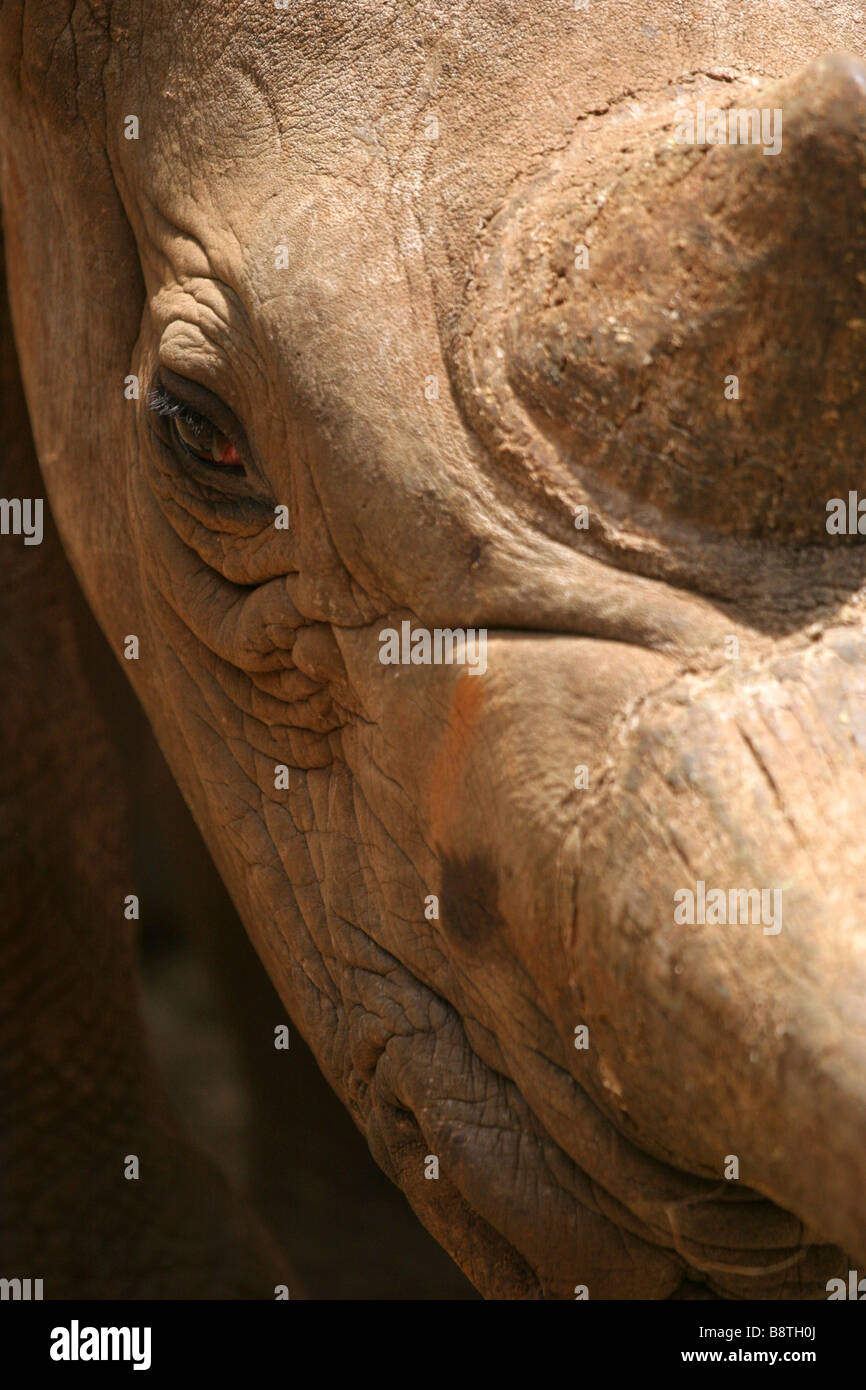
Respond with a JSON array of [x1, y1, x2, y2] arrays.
[[2, 1, 866, 1298]]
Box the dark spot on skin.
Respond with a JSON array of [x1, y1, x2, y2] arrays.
[[438, 853, 505, 948]]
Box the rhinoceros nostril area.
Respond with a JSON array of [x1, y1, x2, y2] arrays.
[[438, 853, 505, 949], [495, 53, 866, 547]]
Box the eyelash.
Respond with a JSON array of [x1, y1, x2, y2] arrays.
[[146, 384, 211, 440]]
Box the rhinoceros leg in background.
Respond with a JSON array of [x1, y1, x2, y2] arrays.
[[0, 228, 294, 1298]]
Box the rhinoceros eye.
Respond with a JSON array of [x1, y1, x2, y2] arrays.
[[147, 376, 246, 473]]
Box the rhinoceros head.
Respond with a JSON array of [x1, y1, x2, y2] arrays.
[[2, 1, 866, 1297]]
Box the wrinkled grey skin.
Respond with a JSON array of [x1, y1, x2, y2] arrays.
[[2, 1, 866, 1298]]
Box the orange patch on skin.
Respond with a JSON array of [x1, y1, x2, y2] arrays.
[[429, 670, 486, 843]]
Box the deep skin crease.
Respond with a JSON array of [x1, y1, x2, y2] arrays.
[[2, 1, 866, 1297]]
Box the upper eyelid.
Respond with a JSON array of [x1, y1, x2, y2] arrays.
[[147, 366, 247, 440], [147, 384, 211, 434]]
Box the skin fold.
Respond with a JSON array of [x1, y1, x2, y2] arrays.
[[1, 1, 865, 1298]]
